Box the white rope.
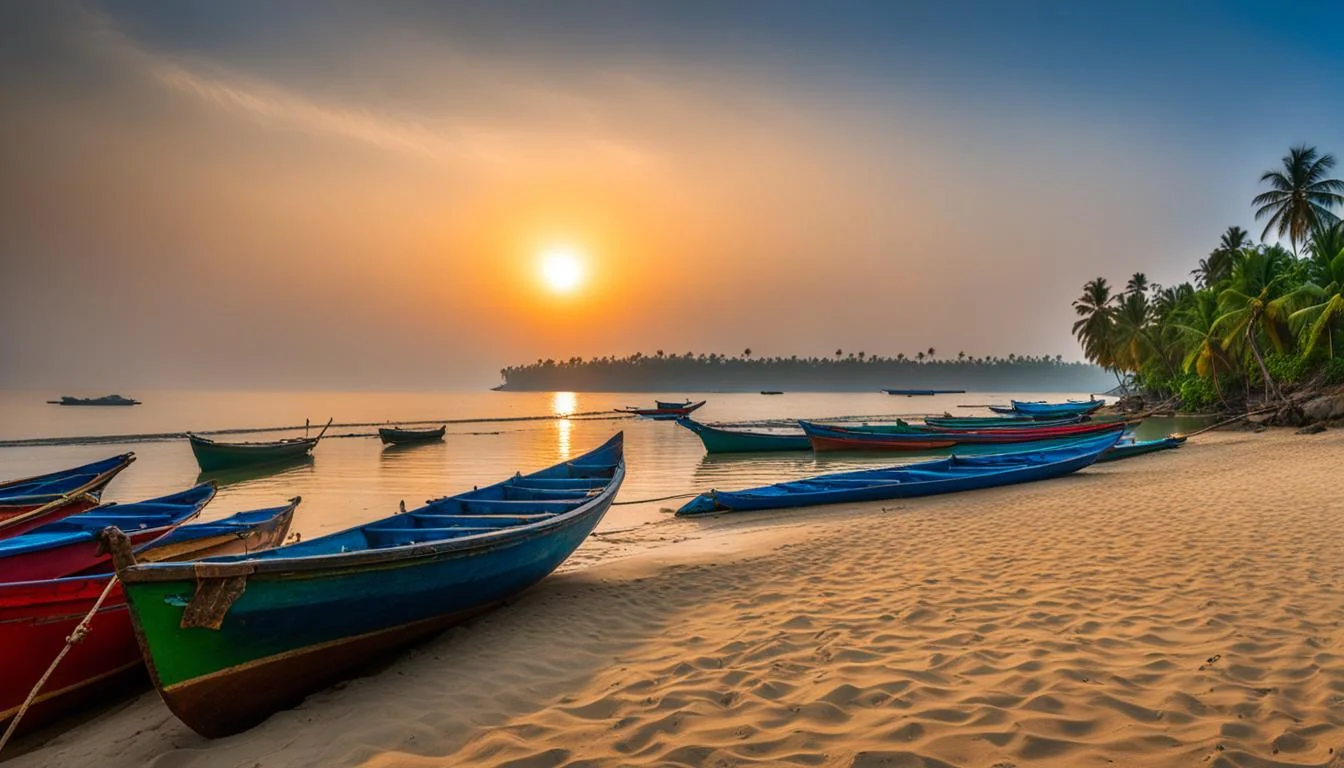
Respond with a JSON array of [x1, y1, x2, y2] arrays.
[[0, 576, 120, 753]]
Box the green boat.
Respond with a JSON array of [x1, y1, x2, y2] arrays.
[[1097, 434, 1186, 462], [188, 419, 332, 472], [676, 417, 811, 453]]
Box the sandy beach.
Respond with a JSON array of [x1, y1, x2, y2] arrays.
[[12, 427, 1344, 768]]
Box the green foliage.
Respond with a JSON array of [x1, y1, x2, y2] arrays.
[[1264, 352, 1308, 386], [1324, 357, 1344, 385], [1175, 375, 1218, 411]]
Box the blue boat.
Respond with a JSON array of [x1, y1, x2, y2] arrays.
[[133, 498, 300, 563], [1006, 399, 1105, 417], [106, 433, 626, 737], [677, 432, 1121, 515], [0, 484, 215, 582], [0, 454, 137, 537]]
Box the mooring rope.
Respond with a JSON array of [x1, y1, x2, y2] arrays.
[[0, 576, 120, 753], [611, 492, 701, 506]]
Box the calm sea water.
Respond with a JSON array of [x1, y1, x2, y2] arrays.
[[0, 390, 1190, 539]]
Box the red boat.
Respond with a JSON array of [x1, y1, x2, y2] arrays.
[[0, 498, 298, 735], [0, 454, 136, 539], [615, 400, 706, 419], [800, 419, 1131, 452], [0, 484, 215, 582]]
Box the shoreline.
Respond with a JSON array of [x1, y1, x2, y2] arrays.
[[13, 428, 1344, 767]]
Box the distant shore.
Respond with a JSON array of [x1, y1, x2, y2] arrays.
[[16, 426, 1343, 767]]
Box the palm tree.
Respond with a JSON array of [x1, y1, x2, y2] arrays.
[[1172, 290, 1230, 402], [1072, 278, 1118, 377], [1125, 273, 1150, 296], [1216, 247, 1296, 400], [743, 348, 751, 358], [1192, 226, 1251, 287], [1252, 145, 1344, 255], [1284, 224, 1344, 359]]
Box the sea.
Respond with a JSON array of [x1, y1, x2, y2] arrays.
[[0, 390, 1202, 541]]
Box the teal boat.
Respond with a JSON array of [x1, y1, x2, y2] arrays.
[[1098, 434, 1186, 462], [188, 419, 332, 472], [676, 418, 811, 453], [922, 415, 1084, 428]]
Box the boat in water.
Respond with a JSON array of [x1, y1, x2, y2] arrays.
[[46, 394, 141, 406], [0, 484, 215, 582], [988, 399, 1105, 417], [677, 432, 1121, 515], [378, 425, 447, 445], [188, 418, 332, 471], [676, 417, 811, 453], [882, 389, 966, 396], [799, 419, 1128, 451], [107, 432, 626, 737], [0, 454, 136, 539], [615, 400, 706, 420], [0, 499, 298, 736]]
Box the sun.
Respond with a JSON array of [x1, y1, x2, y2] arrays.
[[539, 247, 585, 293]]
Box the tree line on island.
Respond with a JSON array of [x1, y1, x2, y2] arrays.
[[1073, 145, 1344, 411], [497, 348, 1111, 392]]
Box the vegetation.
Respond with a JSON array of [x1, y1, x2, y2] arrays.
[[1074, 145, 1344, 411], [498, 350, 1110, 392]]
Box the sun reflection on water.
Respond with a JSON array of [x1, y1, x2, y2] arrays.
[[551, 391, 577, 416]]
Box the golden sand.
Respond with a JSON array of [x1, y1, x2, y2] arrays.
[[14, 429, 1344, 767]]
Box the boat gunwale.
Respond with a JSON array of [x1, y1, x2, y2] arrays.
[[115, 452, 625, 583]]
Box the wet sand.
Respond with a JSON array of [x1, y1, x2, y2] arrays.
[[13, 428, 1344, 767]]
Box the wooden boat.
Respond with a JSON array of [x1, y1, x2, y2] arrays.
[[799, 419, 1128, 451], [378, 425, 447, 445], [188, 418, 332, 471], [1007, 399, 1105, 417], [1098, 434, 1187, 463], [46, 394, 140, 406], [677, 432, 1121, 515], [615, 400, 706, 420], [676, 417, 811, 453], [107, 433, 626, 737], [760, 390, 784, 395], [0, 484, 215, 582], [882, 389, 966, 396], [922, 415, 1084, 428], [0, 454, 136, 539], [0, 500, 298, 735]]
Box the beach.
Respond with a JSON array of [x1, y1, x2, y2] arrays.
[[13, 427, 1344, 767]]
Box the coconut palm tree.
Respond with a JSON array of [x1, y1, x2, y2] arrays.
[[1072, 277, 1119, 379], [1216, 246, 1297, 400], [1192, 226, 1251, 287], [1252, 145, 1344, 255], [1284, 224, 1344, 359], [1172, 290, 1230, 402]]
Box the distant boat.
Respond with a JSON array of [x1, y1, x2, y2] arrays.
[[760, 390, 784, 395], [0, 454, 136, 539], [677, 432, 1122, 515], [882, 389, 966, 396], [188, 419, 332, 472], [106, 432, 625, 737], [378, 425, 447, 445], [676, 417, 811, 453], [0, 498, 298, 735], [615, 400, 706, 420], [46, 394, 140, 406], [990, 399, 1105, 417]]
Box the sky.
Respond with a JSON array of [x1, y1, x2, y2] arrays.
[[2, 1, 1343, 390]]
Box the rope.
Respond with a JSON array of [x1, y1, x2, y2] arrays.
[[0, 576, 120, 753], [612, 492, 701, 506]]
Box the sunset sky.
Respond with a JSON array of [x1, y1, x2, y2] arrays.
[[3, 1, 1343, 389]]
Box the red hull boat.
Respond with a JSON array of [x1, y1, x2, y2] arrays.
[[0, 454, 136, 539]]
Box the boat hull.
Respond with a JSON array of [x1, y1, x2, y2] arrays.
[[678, 433, 1121, 515], [1098, 435, 1186, 462], [675, 418, 811, 453], [0, 504, 296, 734], [189, 437, 316, 472], [378, 426, 447, 445], [120, 487, 617, 737], [800, 420, 1126, 451], [0, 455, 136, 539]]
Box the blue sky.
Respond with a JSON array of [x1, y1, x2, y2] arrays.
[[2, 1, 1342, 388]]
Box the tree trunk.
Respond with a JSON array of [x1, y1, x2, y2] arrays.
[[1247, 321, 1282, 402]]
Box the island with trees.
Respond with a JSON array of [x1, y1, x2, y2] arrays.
[[496, 349, 1111, 392]]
